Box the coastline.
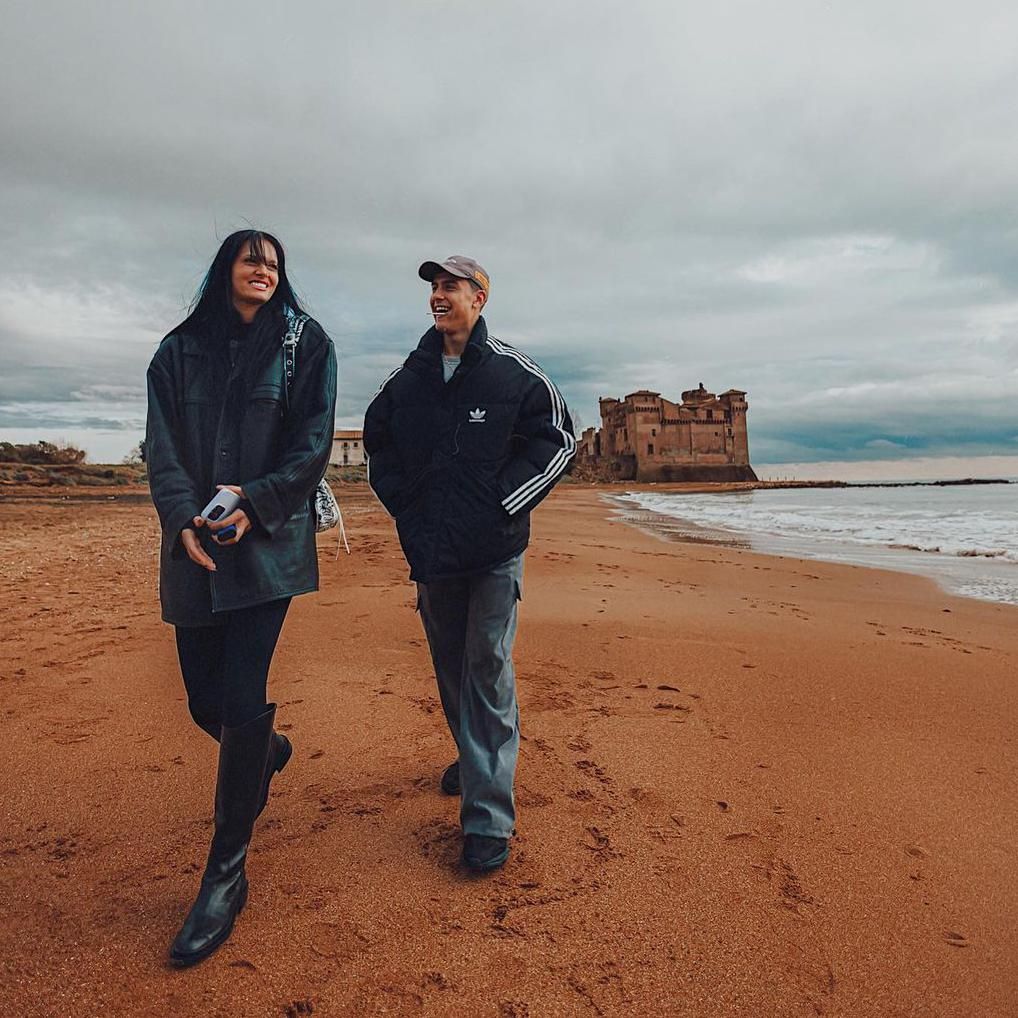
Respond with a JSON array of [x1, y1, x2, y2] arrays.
[[606, 484, 1018, 607], [1, 484, 1015, 1016]]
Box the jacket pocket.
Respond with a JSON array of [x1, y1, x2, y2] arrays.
[[249, 382, 284, 406], [394, 481, 427, 520], [456, 462, 508, 519], [245, 383, 284, 428]]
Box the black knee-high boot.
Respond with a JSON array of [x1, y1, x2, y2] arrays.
[[189, 713, 292, 818], [169, 705, 276, 966]]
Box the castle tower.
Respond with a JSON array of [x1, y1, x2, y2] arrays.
[[718, 390, 750, 465]]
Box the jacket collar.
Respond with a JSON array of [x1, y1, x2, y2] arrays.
[[415, 315, 491, 363]]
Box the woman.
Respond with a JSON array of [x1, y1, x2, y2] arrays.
[[146, 230, 337, 966]]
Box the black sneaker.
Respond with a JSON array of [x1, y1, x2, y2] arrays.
[[462, 834, 510, 872], [440, 760, 461, 796]]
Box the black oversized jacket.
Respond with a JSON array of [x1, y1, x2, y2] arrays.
[[363, 317, 575, 582], [146, 314, 337, 625]]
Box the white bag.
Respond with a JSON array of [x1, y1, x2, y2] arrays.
[[282, 310, 349, 555]]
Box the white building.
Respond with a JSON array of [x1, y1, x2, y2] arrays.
[[331, 429, 365, 466]]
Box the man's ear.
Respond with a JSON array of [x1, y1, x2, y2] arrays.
[[475, 289, 488, 310]]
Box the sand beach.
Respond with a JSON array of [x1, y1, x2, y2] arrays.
[[1, 484, 1015, 1017]]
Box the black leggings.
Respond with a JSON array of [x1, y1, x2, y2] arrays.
[[174, 598, 291, 732]]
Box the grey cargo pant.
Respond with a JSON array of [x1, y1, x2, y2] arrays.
[[416, 553, 524, 838]]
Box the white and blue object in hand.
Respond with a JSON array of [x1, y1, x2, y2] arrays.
[[200, 489, 241, 543]]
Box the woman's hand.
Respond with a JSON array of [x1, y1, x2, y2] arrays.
[[207, 484, 250, 545], [182, 524, 217, 571], [208, 507, 251, 545]]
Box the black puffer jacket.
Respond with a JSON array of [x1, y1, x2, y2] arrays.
[[146, 314, 337, 625], [363, 317, 575, 582]]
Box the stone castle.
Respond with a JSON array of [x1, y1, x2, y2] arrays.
[[577, 384, 757, 483]]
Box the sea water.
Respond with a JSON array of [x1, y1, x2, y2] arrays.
[[612, 483, 1018, 605]]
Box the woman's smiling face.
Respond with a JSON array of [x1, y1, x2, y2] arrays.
[[231, 238, 279, 317]]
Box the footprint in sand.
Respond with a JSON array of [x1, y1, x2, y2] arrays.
[[516, 786, 553, 809], [769, 857, 816, 912], [575, 759, 612, 786], [583, 826, 621, 860], [422, 970, 456, 992], [415, 818, 461, 862], [409, 695, 442, 715], [309, 918, 370, 962], [499, 1000, 531, 1018]]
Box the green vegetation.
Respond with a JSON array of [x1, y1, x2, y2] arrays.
[[0, 441, 88, 465], [325, 464, 367, 484], [0, 462, 147, 487], [0, 442, 146, 486]]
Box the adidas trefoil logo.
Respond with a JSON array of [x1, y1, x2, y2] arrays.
[[469, 407, 486, 423]]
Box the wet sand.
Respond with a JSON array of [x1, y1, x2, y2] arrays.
[[1, 484, 1016, 1017]]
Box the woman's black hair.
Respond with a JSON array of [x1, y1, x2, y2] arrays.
[[170, 229, 307, 341]]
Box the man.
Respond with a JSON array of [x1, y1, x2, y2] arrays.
[[364, 255, 575, 872]]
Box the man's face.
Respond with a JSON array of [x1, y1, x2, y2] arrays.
[[429, 271, 485, 334]]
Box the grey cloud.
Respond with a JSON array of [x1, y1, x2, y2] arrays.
[[2, 1, 1017, 464]]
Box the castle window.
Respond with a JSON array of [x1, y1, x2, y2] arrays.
[[647, 443, 654, 455], [651, 428, 656, 436], [707, 410, 714, 420]]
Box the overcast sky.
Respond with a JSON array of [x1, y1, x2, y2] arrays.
[[2, 0, 1017, 475]]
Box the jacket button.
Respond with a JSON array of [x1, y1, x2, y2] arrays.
[[220, 449, 228, 458]]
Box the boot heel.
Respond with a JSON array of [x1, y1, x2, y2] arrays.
[[274, 734, 293, 774], [257, 732, 293, 817]]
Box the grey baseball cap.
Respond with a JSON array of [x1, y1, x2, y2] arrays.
[[418, 255, 490, 294]]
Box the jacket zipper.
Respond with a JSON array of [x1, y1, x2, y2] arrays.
[[423, 350, 475, 580]]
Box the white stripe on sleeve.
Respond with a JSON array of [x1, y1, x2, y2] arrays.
[[486, 336, 576, 514]]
